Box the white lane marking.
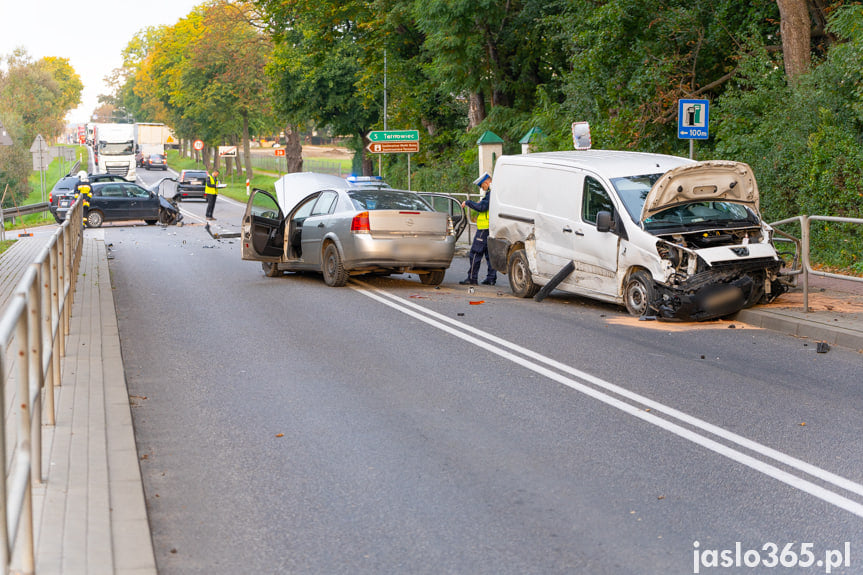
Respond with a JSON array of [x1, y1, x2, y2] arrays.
[[351, 281, 863, 518]]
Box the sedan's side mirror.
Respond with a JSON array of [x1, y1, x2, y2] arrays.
[[596, 210, 613, 233]]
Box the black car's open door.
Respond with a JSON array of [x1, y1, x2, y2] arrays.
[[242, 188, 285, 262], [416, 193, 468, 241]]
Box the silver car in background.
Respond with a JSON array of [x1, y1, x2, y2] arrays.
[[241, 172, 467, 286]]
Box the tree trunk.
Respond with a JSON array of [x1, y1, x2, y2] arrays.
[[468, 90, 486, 129], [242, 112, 254, 181], [776, 0, 811, 84], [284, 123, 303, 173]]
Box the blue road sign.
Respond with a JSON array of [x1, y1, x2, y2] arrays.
[[678, 99, 710, 140]]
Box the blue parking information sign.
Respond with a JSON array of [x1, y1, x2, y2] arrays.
[[678, 99, 710, 140]]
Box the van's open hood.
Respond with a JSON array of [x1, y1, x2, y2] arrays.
[[640, 161, 759, 221]]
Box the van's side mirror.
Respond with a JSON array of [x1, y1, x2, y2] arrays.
[[596, 210, 612, 233]]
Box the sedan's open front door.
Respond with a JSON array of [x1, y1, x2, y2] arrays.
[[416, 193, 469, 240], [242, 188, 285, 262]]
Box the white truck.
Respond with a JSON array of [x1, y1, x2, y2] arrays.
[[95, 123, 136, 179], [135, 123, 173, 159]]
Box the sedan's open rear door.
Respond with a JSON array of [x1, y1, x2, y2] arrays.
[[416, 193, 468, 240], [242, 188, 285, 262]]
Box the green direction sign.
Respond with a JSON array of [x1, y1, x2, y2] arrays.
[[367, 130, 419, 143]]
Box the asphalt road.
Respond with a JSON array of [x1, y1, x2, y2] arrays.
[[109, 169, 863, 575]]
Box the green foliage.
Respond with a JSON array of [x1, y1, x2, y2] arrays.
[[0, 49, 83, 205]]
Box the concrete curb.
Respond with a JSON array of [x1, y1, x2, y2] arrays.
[[732, 307, 863, 352]]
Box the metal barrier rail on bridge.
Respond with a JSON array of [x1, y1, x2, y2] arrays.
[[772, 215, 863, 312], [0, 200, 83, 574]]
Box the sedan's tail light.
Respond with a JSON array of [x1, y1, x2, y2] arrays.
[[446, 216, 455, 236], [351, 211, 371, 233], [48, 192, 53, 203]]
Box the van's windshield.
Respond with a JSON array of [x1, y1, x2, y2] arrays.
[[611, 174, 759, 230]]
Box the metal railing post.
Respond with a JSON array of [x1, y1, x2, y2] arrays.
[[801, 215, 810, 313], [14, 296, 35, 574], [26, 266, 44, 486]]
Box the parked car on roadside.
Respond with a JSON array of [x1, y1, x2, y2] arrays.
[[174, 169, 208, 201], [55, 180, 182, 227], [49, 173, 130, 223], [241, 172, 467, 286]]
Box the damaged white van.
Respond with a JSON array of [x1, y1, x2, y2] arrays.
[[487, 150, 788, 320]]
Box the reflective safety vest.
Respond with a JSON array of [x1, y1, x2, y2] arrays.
[[75, 184, 91, 207], [475, 190, 490, 230], [205, 174, 218, 195], [476, 209, 489, 230]]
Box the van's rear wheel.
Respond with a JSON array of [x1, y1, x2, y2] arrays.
[[508, 249, 539, 298], [624, 270, 656, 316]]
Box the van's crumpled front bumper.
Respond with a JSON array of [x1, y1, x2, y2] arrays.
[[653, 258, 786, 321]]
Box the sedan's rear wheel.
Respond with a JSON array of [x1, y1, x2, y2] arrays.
[[420, 269, 446, 285], [86, 210, 104, 228], [322, 243, 348, 287], [262, 262, 281, 277]]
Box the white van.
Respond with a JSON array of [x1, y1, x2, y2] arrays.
[[487, 150, 788, 320]]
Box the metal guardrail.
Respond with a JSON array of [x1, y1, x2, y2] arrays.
[[0, 198, 83, 573], [1, 203, 51, 222], [771, 215, 863, 312]]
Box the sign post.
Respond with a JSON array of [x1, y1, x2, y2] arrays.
[[274, 148, 286, 180], [677, 99, 710, 159], [30, 134, 50, 203], [365, 130, 420, 190], [193, 139, 204, 169], [218, 146, 238, 184]]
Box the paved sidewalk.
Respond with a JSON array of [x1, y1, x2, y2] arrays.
[[0, 233, 157, 575], [733, 275, 863, 352]]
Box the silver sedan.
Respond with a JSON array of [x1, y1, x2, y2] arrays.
[[241, 173, 467, 286]]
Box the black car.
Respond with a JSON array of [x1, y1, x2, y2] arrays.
[[146, 154, 167, 170], [55, 181, 182, 227], [49, 173, 130, 223], [174, 169, 208, 200]]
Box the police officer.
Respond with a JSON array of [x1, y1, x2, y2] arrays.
[[205, 169, 221, 220], [459, 172, 497, 286], [74, 171, 92, 227]]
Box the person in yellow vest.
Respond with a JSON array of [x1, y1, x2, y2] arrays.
[[459, 172, 497, 286], [205, 169, 221, 220], [74, 171, 92, 227]]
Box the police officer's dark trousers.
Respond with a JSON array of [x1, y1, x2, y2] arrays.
[[468, 228, 497, 284]]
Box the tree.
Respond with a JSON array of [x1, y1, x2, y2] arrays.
[[0, 49, 83, 203], [261, 0, 380, 175], [777, 0, 811, 83], [123, 1, 275, 178]]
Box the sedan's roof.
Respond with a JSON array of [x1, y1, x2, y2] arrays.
[[274, 172, 387, 211]]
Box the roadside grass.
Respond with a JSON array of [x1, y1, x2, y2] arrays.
[[2, 144, 87, 231], [0, 239, 15, 255]]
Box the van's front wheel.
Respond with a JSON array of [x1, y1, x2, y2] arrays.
[[624, 270, 656, 316], [508, 249, 540, 298]]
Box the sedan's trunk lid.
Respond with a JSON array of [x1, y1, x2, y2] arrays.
[[367, 210, 449, 237], [640, 160, 759, 222]]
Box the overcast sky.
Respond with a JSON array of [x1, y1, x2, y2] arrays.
[[0, 0, 203, 124]]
